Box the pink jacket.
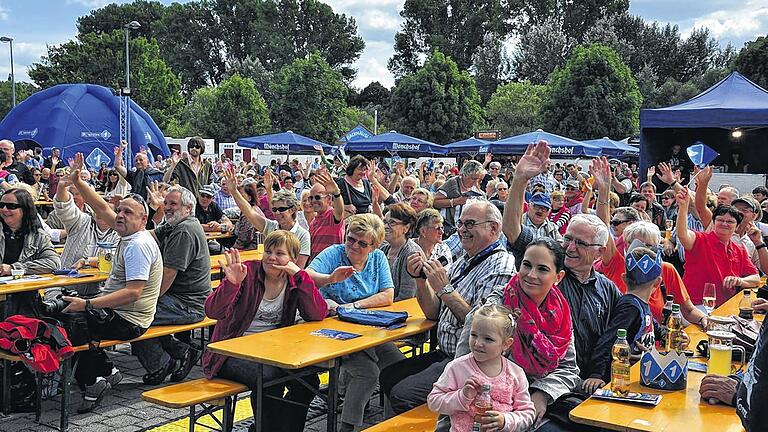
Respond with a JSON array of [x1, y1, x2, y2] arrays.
[[428, 354, 536, 432], [203, 261, 328, 378]]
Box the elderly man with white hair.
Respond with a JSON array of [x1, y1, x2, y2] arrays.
[[380, 198, 516, 414], [132, 185, 212, 386], [392, 175, 419, 203]]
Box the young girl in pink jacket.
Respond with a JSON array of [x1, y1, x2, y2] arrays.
[[428, 304, 536, 432]]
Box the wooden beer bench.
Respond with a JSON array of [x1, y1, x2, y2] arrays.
[[362, 404, 437, 432], [0, 318, 217, 431]]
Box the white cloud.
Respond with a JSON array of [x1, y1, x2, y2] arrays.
[[64, 0, 114, 7], [353, 41, 395, 89], [688, 1, 768, 40], [0, 4, 9, 21], [360, 9, 401, 31]]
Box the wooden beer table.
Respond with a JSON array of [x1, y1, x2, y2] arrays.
[[207, 297, 436, 432], [209, 248, 263, 276], [570, 293, 758, 432], [0, 269, 108, 319], [205, 231, 234, 241]]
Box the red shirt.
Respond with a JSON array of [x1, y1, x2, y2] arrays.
[[603, 250, 691, 323], [309, 207, 344, 262], [682, 230, 758, 306]]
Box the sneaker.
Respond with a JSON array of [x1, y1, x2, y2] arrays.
[[105, 368, 123, 388], [170, 347, 202, 382], [142, 359, 179, 385], [77, 378, 110, 414]]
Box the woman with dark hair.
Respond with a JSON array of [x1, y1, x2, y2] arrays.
[[628, 193, 651, 222], [100, 169, 131, 198], [0, 188, 61, 315], [335, 155, 373, 217], [451, 237, 580, 431], [380, 203, 421, 300], [676, 187, 760, 308]]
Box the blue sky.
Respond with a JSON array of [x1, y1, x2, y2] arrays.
[[2, 0, 767, 90]]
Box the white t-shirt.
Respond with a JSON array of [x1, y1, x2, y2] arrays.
[[264, 219, 311, 257], [246, 287, 286, 334]]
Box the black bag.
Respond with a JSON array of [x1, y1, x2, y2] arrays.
[[47, 311, 92, 347], [0, 361, 36, 413]]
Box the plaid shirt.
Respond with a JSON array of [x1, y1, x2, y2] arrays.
[[527, 172, 560, 194], [213, 191, 237, 211], [436, 240, 516, 356]]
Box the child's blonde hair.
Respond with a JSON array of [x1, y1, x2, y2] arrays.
[[474, 304, 518, 338]]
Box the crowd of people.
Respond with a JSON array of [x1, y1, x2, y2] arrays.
[[1, 136, 767, 432]]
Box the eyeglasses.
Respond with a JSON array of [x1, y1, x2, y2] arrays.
[[565, 187, 578, 191], [345, 236, 371, 249], [188, 144, 202, 150], [383, 219, 403, 227], [456, 219, 493, 230], [271, 205, 294, 213], [200, 194, 213, 199], [496, 187, 507, 191], [33, 174, 42, 177], [0, 202, 22, 210], [311, 194, 329, 201], [610, 219, 629, 227], [562, 235, 602, 248]]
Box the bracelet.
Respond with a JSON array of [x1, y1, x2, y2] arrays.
[[597, 199, 609, 205], [756, 243, 767, 250]]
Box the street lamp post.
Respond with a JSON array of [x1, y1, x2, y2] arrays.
[[122, 21, 140, 167], [0, 37, 15, 107], [122, 21, 140, 92]]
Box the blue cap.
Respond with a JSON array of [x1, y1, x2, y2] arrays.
[[529, 192, 552, 209]]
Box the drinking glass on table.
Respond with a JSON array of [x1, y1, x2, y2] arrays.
[[703, 283, 716, 315]]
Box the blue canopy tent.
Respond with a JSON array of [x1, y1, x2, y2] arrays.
[[0, 83, 170, 168], [639, 71, 768, 180], [584, 137, 638, 158], [342, 130, 448, 158], [238, 130, 338, 155], [444, 137, 493, 156], [450, 129, 600, 157]]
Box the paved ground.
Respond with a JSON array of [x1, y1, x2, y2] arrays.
[[0, 344, 388, 432]]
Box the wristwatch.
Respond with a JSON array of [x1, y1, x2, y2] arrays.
[[353, 302, 362, 309], [438, 284, 455, 299], [333, 192, 342, 198]]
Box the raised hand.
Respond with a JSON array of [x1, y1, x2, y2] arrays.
[[484, 152, 493, 164], [223, 167, 239, 193], [145, 181, 165, 210], [219, 248, 248, 286], [315, 171, 339, 194], [675, 187, 690, 209], [656, 162, 675, 185], [748, 223, 764, 245], [589, 157, 612, 192], [263, 168, 275, 190], [695, 166, 713, 188], [514, 140, 551, 181]]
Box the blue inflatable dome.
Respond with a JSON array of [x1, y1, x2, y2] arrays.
[[0, 83, 170, 167]]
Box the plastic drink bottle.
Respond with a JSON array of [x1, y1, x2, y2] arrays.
[[666, 304, 684, 353], [611, 329, 631, 397], [472, 384, 492, 430]]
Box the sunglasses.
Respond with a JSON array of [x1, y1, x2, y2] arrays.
[[310, 194, 328, 201], [188, 144, 202, 149], [271, 205, 294, 213], [610, 219, 629, 226], [0, 202, 22, 210], [345, 236, 371, 249], [126, 193, 149, 214]]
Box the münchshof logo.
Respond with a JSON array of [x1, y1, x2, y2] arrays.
[[550, 146, 575, 154], [18, 128, 38, 138], [81, 130, 112, 140], [264, 143, 289, 150], [393, 143, 420, 151]]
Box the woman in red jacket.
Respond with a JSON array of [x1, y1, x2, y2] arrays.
[[203, 230, 328, 432]]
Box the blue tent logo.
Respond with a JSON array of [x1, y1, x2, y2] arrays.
[[18, 128, 37, 138], [81, 129, 112, 140], [86, 148, 111, 168]]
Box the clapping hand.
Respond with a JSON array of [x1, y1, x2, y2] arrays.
[[656, 162, 675, 185], [263, 168, 275, 190], [146, 181, 165, 210], [219, 248, 248, 286], [462, 377, 481, 399], [222, 167, 239, 192], [329, 266, 355, 283]]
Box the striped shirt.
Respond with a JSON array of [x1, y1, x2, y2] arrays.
[[437, 240, 516, 356]]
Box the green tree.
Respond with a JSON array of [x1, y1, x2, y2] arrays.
[[388, 0, 513, 79], [387, 50, 483, 144], [355, 82, 390, 108], [734, 36, 768, 89], [486, 81, 547, 136], [0, 80, 39, 121], [28, 31, 183, 131], [542, 44, 642, 140], [271, 52, 348, 144], [511, 17, 574, 84], [181, 76, 270, 142]]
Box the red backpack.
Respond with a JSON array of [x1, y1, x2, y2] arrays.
[[0, 315, 75, 373]]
